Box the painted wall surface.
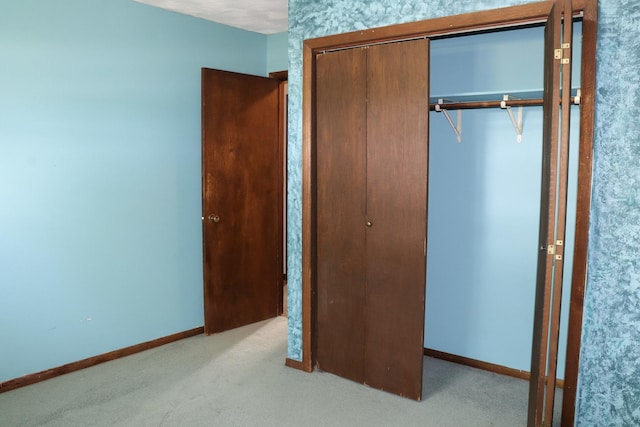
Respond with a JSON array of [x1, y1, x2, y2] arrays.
[[0, 0, 267, 382], [267, 32, 289, 72], [288, 0, 640, 424]]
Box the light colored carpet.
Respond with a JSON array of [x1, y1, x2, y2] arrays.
[[0, 317, 561, 426]]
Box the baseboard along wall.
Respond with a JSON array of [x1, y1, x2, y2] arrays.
[[1, 330, 563, 394], [424, 348, 564, 389], [0, 327, 204, 394]]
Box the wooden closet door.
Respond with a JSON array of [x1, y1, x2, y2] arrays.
[[365, 39, 429, 400], [316, 48, 367, 383], [316, 39, 428, 400], [528, 0, 571, 425]]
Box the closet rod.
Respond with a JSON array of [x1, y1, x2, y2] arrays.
[[428, 96, 578, 111]]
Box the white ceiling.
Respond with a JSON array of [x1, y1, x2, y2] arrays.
[[134, 0, 288, 35]]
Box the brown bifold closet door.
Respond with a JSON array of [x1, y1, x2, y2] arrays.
[[316, 47, 368, 384], [528, 0, 572, 425], [315, 38, 429, 400], [364, 40, 429, 400]]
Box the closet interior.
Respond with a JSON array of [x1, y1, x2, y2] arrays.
[[425, 22, 582, 391]]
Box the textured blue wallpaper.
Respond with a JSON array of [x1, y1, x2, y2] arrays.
[[576, 1, 640, 425], [288, 0, 640, 424]]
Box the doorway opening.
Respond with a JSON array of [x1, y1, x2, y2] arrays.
[[270, 70, 289, 316], [201, 69, 288, 332], [424, 20, 583, 424]]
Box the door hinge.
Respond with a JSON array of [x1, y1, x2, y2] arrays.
[[560, 43, 571, 64], [548, 240, 564, 258], [555, 240, 563, 260], [554, 45, 571, 64]]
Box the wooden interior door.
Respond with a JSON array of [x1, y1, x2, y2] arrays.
[[528, 0, 572, 425], [201, 68, 282, 335], [315, 38, 428, 400]]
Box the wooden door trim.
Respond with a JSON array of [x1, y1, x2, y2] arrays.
[[269, 70, 289, 81], [304, 2, 551, 53], [302, 40, 315, 373], [561, 0, 597, 423], [301, 0, 596, 425], [270, 71, 288, 315]]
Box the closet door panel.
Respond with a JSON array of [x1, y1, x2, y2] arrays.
[[316, 48, 368, 383], [365, 39, 429, 400], [528, 1, 564, 425]]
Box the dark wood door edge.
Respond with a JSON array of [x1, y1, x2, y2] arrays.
[[285, 357, 309, 372], [0, 327, 204, 394], [269, 70, 288, 81], [561, 0, 597, 424], [424, 348, 564, 389]]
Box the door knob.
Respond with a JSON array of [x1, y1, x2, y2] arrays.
[[208, 214, 221, 223], [366, 220, 373, 227]]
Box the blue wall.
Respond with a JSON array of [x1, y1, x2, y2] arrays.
[[288, 0, 640, 424], [0, 0, 273, 382], [267, 32, 289, 72]]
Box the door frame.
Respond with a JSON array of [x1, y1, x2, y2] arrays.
[[299, 0, 597, 425], [270, 70, 289, 315]]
